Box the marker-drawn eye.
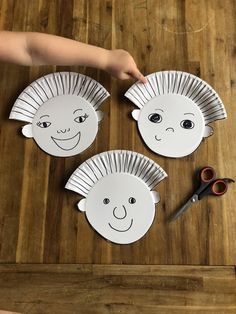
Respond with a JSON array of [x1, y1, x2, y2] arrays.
[[74, 114, 89, 123], [180, 119, 195, 129], [148, 113, 162, 123], [128, 197, 136, 204], [103, 198, 110, 204], [37, 121, 51, 128]]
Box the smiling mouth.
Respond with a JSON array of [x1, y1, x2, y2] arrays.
[[108, 219, 133, 233], [155, 135, 162, 142], [51, 131, 81, 151]]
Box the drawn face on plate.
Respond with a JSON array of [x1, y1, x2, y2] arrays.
[[29, 95, 100, 157], [133, 94, 206, 158], [79, 173, 157, 244]]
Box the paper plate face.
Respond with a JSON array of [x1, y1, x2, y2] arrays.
[[137, 93, 205, 158], [65, 150, 167, 244], [85, 173, 156, 244], [9, 72, 109, 157], [32, 94, 98, 157], [125, 71, 227, 158]]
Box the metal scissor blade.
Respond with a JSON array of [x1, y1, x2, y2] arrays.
[[169, 194, 198, 222]]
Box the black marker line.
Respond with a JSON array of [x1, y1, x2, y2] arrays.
[[191, 82, 206, 102], [53, 73, 59, 96], [77, 76, 87, 95], [58, 72, 65, 94], [148, 78, 157, 97], [67, 181, 87, 194], [185, 77, 197, 98], [205, 114, 226, 123], [18, 97, 38, 111], [138, 158, 149, 180], [201, 103, 222, 114], [82, 78, 93, 98], [44, 76, 54, 97], [143, 162, 155, 184], [107, 152, 113, 173], [86, 161, 99, 181], [93, 91, 107, 108], [86, 82, 97, 101], [148, 169, 164, 189], [180, 74, 189, 95], [22, 91, 41, 107], [194, 88, 212, 104], [176, 72, 184, 94], [128, 90, 145, 107], [154, 73, 161, 95], [36, 81, 49, 100], [182, 74, 191, 95], [132, 88, 146, 105], [73, 173, 93, 188], [89, 87, 102, 105], [11, 110, 33, 119], [188, 80, 202, 99], [30, 85, 44, 103], [135, 84, 149, 102], [70, 177, 90, 192], [143, 81, 153, 98], [198, 94, 217, 108], [203, 107, 225, 117], [79, 167, 95, 184], [100, 155, 109, 175], [68, 72, 71, 94], [72, 73, 80, 94], [134, 154, 144, 176], [130, 153, 139, 175], [13, 105, 35, 115], [91, 158, 104, 177]]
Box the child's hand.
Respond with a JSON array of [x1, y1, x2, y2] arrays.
[[104, 49, 147, 83]]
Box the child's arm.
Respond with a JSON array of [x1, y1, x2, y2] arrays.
[[0, 31, 147, 83]]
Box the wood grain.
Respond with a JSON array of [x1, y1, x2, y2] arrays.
[[0, 0, 235, 265], [0, 264, 235, 314]]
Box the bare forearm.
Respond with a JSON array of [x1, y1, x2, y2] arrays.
[[0, 31, 109, 69], [0, 31, 146, 82], [26, 32, 110, 69]]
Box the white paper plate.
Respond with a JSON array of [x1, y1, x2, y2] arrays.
[[66, 150, 167, 244], [9, 72, 110, 157], [125, 71, 227, 158]]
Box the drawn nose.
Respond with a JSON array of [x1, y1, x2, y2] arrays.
[[113, 205, 127, 220], [166, 127, 174, 132], [57, 128, 70, 134]]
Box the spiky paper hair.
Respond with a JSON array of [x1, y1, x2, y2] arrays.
[[65, 150, 167, 197], [125, 71, 227, 124], [9, 72, 110, 123]]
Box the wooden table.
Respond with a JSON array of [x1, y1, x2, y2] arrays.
[[0, 0, 235, 313]]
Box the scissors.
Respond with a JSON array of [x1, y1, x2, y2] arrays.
[[169, 166, 234, 222]]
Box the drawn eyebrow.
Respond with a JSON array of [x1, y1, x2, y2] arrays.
[[184, 112, 195, 116], [73, 109, 83, 114], [155, 109, 164, 112], [40, 114, 50, 119]]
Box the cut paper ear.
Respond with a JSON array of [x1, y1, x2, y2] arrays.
[[151, 191, 160, 204], [97, 110, 104, 122], [203, 125, 214, 138], [132, 109, 140, 121], [22, 124, 33, 138], [77, 198, 86, 212]]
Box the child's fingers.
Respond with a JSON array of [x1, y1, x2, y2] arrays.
[[128, 68, 147, 83]]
